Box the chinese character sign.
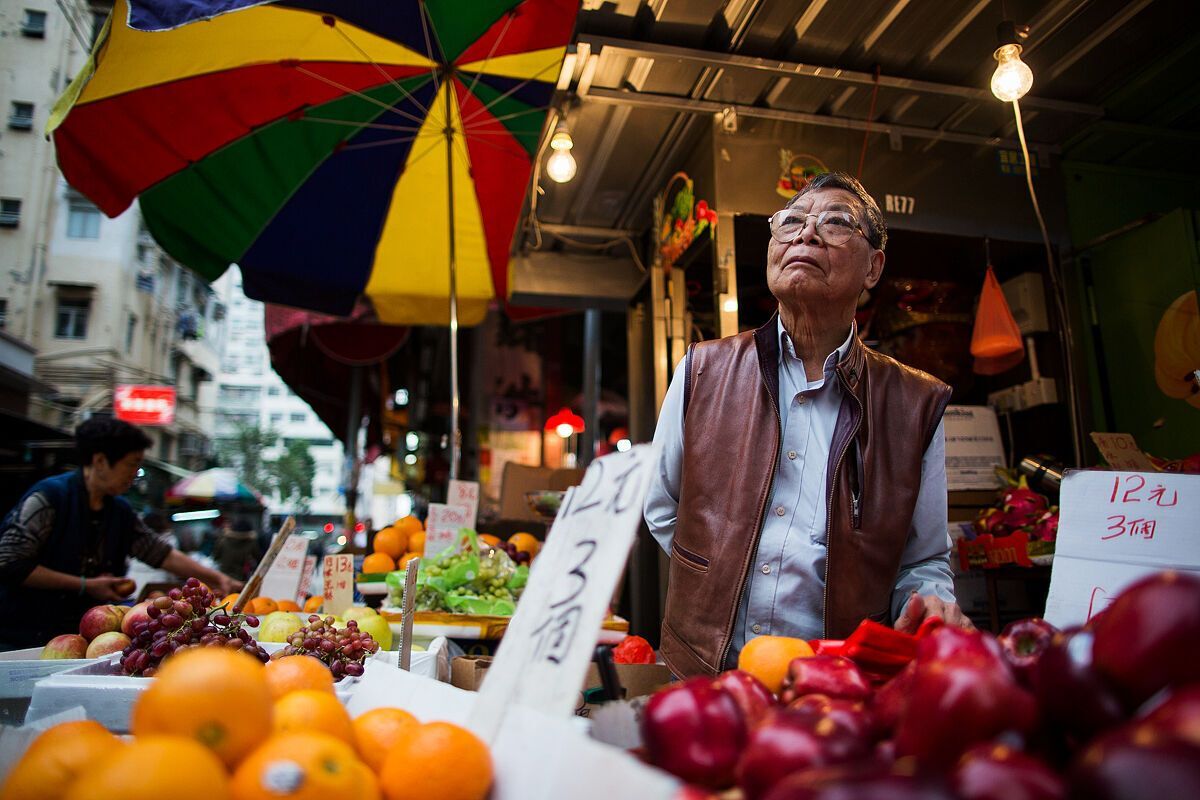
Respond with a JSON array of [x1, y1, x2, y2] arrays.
[[448, 479, 480, 529], [424, 503, 472, 558], [114, 385, 176, 426], [1045, 470, 1200, 628], [322, 554, 354, 616], [472, 444, 658, 740], [260, 535, 309, 603]]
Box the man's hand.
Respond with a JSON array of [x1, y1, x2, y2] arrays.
[[894, 591, 974, 634], [213, 575, 244, 597], [84, 576, 131, 602]]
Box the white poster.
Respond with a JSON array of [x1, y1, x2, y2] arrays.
[[943, 405, 1006, 490]]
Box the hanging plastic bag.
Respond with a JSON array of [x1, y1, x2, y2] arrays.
[[971, 266, 1025, 375]]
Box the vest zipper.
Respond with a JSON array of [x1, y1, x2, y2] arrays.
[[719, 383, 782, 671], [823, 368, 864, 638], [850, 439, 864, 530]]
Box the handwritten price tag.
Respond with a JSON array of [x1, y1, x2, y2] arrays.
[[425, 503, 471, 558], [471, 444, 657, 741], [448, 479, 480, 529], [1089, 433, 1156, 471], [297, 556, 317, 604], [260, 535, 309, 604], [1045, 470, 1200, 627], [322, 554, 354, 617]]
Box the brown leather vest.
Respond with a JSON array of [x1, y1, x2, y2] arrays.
[[659, 315, 952, 678]]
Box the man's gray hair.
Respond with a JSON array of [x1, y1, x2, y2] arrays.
[[789, 171, 887, 251]]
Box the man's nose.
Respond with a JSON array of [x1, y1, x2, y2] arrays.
[[800, 217, 822, 246]]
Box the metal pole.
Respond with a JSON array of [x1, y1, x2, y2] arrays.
[[344, 365, 362, 529], [445, 78, 460, 480], [580, 308, 601, 467]]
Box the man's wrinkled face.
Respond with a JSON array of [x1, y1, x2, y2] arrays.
[[766, 188, 884, 311]]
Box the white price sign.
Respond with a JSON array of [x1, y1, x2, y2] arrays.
[[425, 503, 472, 557], [1045, 470, 1200, 628], [472, 444, 658, 741], [297, 555, 317, 604], [322, 554, 354, 617], [260, 535, 309, 604], [448, 479, 480, 529]]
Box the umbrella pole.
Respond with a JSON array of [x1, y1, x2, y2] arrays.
[[445, 82, 461, 481]]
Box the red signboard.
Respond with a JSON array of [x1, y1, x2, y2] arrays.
[[114, 385, 176, 426]]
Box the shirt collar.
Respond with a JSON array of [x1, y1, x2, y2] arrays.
[[777, 316, 857, 376]]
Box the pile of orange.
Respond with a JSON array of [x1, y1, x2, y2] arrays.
[[1, 648, 494, 800], [220, 594, 301, 614], [361, 516, 425, 576]]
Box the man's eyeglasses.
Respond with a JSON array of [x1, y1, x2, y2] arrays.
[[768, 208, 866, 247]]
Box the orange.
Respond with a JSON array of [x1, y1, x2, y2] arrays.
[[0, 720, 125, 800], [131, 648, 272, 769], [356, 761, 382, 800], [394, 515, 424, 535], [352, 707, 418, 772], [274, 689, 355, 745], [63, 735, 228, 800], [379, 722, 492, 800], [478, 534, 501, 548], [362, 552, 396, 574], [264, 655, 335, 701], [222, 593, 240, 608], [231, 732, 364, 800], [397, 553, 421, 572], [737, 635, 815, 695], [406, 531, 425, 555], [507, 532, 541, 558], [371, 528, 405, 560], [276, 599, 301, 612], [303, 595, 324, 613], [246, 597, 279, 615]]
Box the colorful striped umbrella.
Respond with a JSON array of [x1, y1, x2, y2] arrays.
[[166, 469, 265, 505], [49, 0, 579, 476]]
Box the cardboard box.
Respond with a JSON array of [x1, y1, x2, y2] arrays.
[[451, 656, 672, 717]]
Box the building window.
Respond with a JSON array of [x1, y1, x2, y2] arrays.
[[21, 9, 47, 38], [54, 297, 90, 339], [66, 192, 101, 239], [267, 386, 281, 397], [289, 412, 306, 423], [8, 102, 34, 131], [176, 268, 189, 305], [270, 412, 283, 424], [125, 314, 137, 354], [0, 299, 7, 329], [0, 199, 20, 228]]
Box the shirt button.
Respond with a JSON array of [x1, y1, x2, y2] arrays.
[[788, 450, 797, 460], [762, 564, 771, 574], [798, 394, 808, 405], [775, 506, 786, 516], [752, 623, 762, 634]]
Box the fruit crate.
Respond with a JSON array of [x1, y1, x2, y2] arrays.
[[24, 639, 449, 733], [0, 649, 94, 725]]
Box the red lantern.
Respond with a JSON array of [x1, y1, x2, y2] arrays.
[[544, 407, 585, 438]]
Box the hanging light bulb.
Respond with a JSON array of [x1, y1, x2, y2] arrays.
[[546, 119, 577, 183], [990, 22, 1034, 102]]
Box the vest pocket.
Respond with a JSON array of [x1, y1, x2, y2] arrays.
[[671, 541, 710, 573]]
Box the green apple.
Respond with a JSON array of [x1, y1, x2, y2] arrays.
[[258, 611, 304, 643], [354, 613, 394, 651]]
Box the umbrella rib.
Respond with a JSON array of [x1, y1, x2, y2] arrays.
[[461, 10, 516, 102], [295, 66, 429, 127], [330, 24, 435, 118], [303, 116, 425, 133], [458, 60, 560, 128], [418, 2, 443, 95], [338, 134, 421, 153], [464, 105, 545, 128], [461, 129, 529, 161]]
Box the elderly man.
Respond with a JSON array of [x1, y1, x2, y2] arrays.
[[645, 171, 969, 678]]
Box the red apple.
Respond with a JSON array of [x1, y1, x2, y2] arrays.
[[786, 694, 877, 745], [714, 670, 775, 728], [763, 771, 956, 800], [641, 677, 747, 788], [78, 604, 125, 641], [780, 656, 871, 704], [1090, 571, 1200, 708], [999, 618, 1058, 687], [85, 631, 131, 658], [916, 626, 1010, 673], [736, 708, 869, 800], [894, 658, 1038, 767], [40, 634, 88, 659], [952, 743, 1065, 800], [1031, 628, 1125, 743], [1069, 722, 1200, 799], [120, 601, 152, 637], [1140, 684, 1200, 747], [871, 660, 917, 735]]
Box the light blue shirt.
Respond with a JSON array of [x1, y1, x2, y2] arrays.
[[644, 319, 955, 662]]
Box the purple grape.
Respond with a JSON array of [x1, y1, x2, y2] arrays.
[[244, 615, 259, 628], [168, 589, 182, 600], [160, 613, 182, 629], [344, 662, 364, 677], [173, 600, 191, 616], [154, 597, 173, 610], [146, 605, 161, 619]]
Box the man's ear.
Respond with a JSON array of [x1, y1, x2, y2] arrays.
[[90, 452, 108, 471], [864, 249, 885, 290]]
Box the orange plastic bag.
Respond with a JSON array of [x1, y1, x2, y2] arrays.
[[971, 266, 1023, 360]]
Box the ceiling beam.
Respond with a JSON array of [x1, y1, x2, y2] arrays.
[[860, 0, 912, 54], [577, 34, 1104, 117], [919, 0, 992, 66], [586, 86, 1060, 153], [1042, 0, 1155, 83], [1022, 0, 1093, 57]]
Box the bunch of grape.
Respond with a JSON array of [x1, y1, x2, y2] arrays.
[[119, 578, 269, 677], [272, 615, 379, 681]]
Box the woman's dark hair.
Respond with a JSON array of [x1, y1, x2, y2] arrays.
[[75, 415, 152, 466]]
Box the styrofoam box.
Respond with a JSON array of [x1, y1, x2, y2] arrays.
[[25, 638, 449, 733], [0, 649, 93, 700]]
